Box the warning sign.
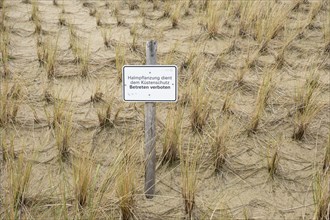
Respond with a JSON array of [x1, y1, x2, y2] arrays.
[[122, 65, 178, 102]]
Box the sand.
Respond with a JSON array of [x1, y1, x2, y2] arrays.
[[0, 0, 329, 219]]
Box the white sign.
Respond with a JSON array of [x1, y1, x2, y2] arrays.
[[122, 65, 178, 102]]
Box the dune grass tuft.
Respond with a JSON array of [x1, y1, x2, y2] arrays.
[[313, 172, 330, 220], [293, 69, 321, 140], [73, 153, 94, 209], [190, 81, 210, 133], [181, 142, 199, 220], [212, 116, 231, 173], [248, 69, 273, 134], [116, 145, 136, 220], [162, 107, 182, 165], [5, 152, 33, 219]]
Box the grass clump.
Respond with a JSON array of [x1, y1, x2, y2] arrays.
[[170, 3, 181, 28], [293, 69, 321, 140], [181, 143, 199, 220], [68, 27, 90, 77], [4, 152, 33, 219], [0, 83, 20, 127], [323, 133, 330, 173], [162, 107, 182, 165], [313, 172, 330, 220], [79, 44, 90, 78], [1, 132, 15, 162], [181, 46, 197, 70], [190, 82, 211, 133], [95, 11, 103, 27], [73, 153, 94, 209], [115, 44, 125, 83], [89, 7, 97, 17], [162, 1, 171, 18], [101, 27, 111, 48], [293, 102, 321, 140], [58, 13, 66, 26], [128, 0, 139, 10], [68, 24, 81, 63], [222, 91, 234, 114], [323, 12, 330, 53], [30, 0, 39, 22], [212, 116, 231, 173], [116, 146, 136, 220], [115, 11, 125, 26], [267, 145, 279, 180], [205, 2, 221, 38], [253, 3, 289, 45], [0, 24, 10, 77], [248, 70, 273, 134], [295, 68, 320, 114], [53, 104, 73, 162], [36, 36, 44, 66], [44, 37, 58, 79], [97, 101, 121, 128], [131, 26, 138, 51], [31, 0, 42, 35], [90, 91, 104, 104]]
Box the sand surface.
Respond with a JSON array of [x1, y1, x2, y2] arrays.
[[0, 0, 329, 219]]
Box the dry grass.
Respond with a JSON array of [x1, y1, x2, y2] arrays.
[[97, 100, 121, 128], [101, 27, 111, 48], [293, 68, 322, 140], [181, 45, 197, 71], [44, 37, 58, 79], [1, 131, 15, 162], [190, 81, 210, 133], [30, 0, 39, 22], [313, 172, 330, 220], [116, 145, 136, 220], [211, 116, 231, 173], [79, 44, 90, 78], [52, 0, 58, 6], [162, 1, 171, 18], [295, 68, 320, 114], [248, 69, 273, 134], [205, 2, 221, 39], [36, 36, 44, 66], [323, 133, 330, 173], [0, 23, 9, 77], [0, 0, 329, 219], [58, 12, 66, 26], [267, 144, 280, 180], [323, 11, 330, 53], [95, 11, 103, 27], [4, 152, 33, 219], [128, 0, 139, 11], [180, 142, 199, 220], [53, 102, 73, 162], [293, 101, 322, 140], [170, 3, 181, 28], [115, 43, 125, 83], [161, 107, 182, 165], [131, 27, 138, 52], [222, 91, 234, 114], [0, 83, 20, 126], [73, 152, 94, 209]]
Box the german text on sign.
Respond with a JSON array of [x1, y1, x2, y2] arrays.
[[122, 65, 178, 102]]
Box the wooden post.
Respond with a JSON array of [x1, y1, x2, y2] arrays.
[[144, 40, 157, 198]]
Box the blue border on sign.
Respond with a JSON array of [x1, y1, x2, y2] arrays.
[[122, 65, 178, 102]]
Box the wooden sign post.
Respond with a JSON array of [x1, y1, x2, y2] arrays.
[[144, 40, 157, 198], [122, 41, 177, 199]]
